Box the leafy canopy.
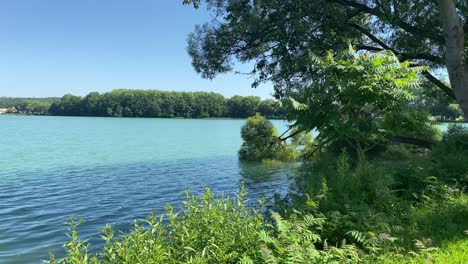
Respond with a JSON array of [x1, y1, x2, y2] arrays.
[[283, 47, 424, 158], [184, 0, 467, 113]]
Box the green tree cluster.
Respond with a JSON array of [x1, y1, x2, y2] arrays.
[[238, 114, 297, 161], [283, 48, 425, 161], [410, 81, 464, 121], [184, 0, 468, 119], [0, 97, 58, 115], [0, 97, 58, 108], [48, 89, 285, 119]]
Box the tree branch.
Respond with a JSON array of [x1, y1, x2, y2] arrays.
[[330, 0, 445, 44], [420, 70, 457, 100], [351, 24, 443, 63], [391, 136, 433, 150], [278, 125, 293, 139], [350, 23, 453, 99], [277, 128, 303, 142], [354, 44, 384, 52], [349, 23, 394, 51]]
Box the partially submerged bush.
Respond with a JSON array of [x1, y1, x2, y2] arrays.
[[239, 113, 297, 161]]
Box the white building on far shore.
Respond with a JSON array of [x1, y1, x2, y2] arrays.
[[0, 108, 8, 114]]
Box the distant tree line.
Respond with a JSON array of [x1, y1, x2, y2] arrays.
[[410, 81, 464, 121], [47, 89, 285, 118], [2, 87, 463, 121], [0, 97, 59, 115]]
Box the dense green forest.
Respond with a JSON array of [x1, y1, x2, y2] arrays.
[[2, 87, 463, 120], [48, 90, 284, 118], [1, 90, 284, 119]]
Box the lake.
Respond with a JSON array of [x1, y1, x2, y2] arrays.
[[0, 115, 294, 264]]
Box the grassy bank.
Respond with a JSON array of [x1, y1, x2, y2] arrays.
[[47, 162, 467, 263], [47, 125, 468, 263]]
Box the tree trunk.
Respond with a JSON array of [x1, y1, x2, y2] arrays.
[[355, 139, 366, 164], [437, 0, 468, 121]]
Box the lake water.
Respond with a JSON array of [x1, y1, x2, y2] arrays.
[[0, 115, 294, 264]]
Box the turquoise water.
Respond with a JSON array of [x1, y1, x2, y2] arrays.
[[0, 116, 294, 263]]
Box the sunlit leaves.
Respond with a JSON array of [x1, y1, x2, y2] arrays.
[[284, 47, 424, 158]]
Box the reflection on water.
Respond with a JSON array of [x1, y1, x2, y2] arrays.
[[239, 161, 300, 203]]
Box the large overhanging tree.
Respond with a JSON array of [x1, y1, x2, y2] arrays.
[[183, 0, 468, 120]]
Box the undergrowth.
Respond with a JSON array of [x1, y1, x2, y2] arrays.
[[47, 125, 468, 263]]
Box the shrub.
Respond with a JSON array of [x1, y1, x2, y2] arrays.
[[432, 124, 468, 185], [239, 113, 297, 161], [48, 187, 265, 264], [381, 110, 442, 143], [47, 186, 366, 264]]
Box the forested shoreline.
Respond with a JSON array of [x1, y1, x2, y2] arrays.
[[0, 90, 285, 119], [2, 86, 463, 121]]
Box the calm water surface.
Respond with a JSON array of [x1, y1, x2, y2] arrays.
[[0, 116, 294, 264]]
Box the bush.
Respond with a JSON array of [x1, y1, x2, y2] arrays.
[[48, 159, 468, 264], [239, 114, 297, 161], [48, 187, 265, 264], [432, 124, 468, 185], [47, 186, 365, 264], [381, 110, 442, 143]]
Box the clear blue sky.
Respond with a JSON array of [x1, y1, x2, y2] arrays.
[[0, 0, 274, 99]]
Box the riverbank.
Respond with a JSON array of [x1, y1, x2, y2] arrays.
[[45, 123, 468, 263]]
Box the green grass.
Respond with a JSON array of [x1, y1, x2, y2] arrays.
[[375, 239, 468, 264]]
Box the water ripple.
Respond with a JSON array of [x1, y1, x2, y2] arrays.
[[0, 157, 295, 264], [0, 116, 294, 263]]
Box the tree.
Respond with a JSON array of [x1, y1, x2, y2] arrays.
[[184, 0, 468, 120], [411, 80, 464, 120], [81, 92, 101, 116], [45, 89, 279, 119], [239, 113, 296, 161], [283, 48, 423, 161], [258, 99, 284, 119], [227, 96, 261, 118], [49, 94, 82, 116], [16, 100, 51, 115]]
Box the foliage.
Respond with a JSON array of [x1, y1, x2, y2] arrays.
[[274, 146, 468, 258], [290, 130, 317, 160], [184, 0, 467, 115], [373, 239, 468, 264], [283, 47, 423, 161], [239, 113, 297, 161], [227, 95, 261, 118], [47, 186, 266, 264], [15, 100, 52, 115], [47, 148, 468, 264], [380, 110, 442, 143], [45, 186, 365, 264], [258, 99, 286, 119], [0, 97, 58, 108], [0, 97, 58, 115], [47, 89, 284, 119], [410, 81, 464, 121], [432, 124, 468, 185], [259, 212, 362, 263]]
